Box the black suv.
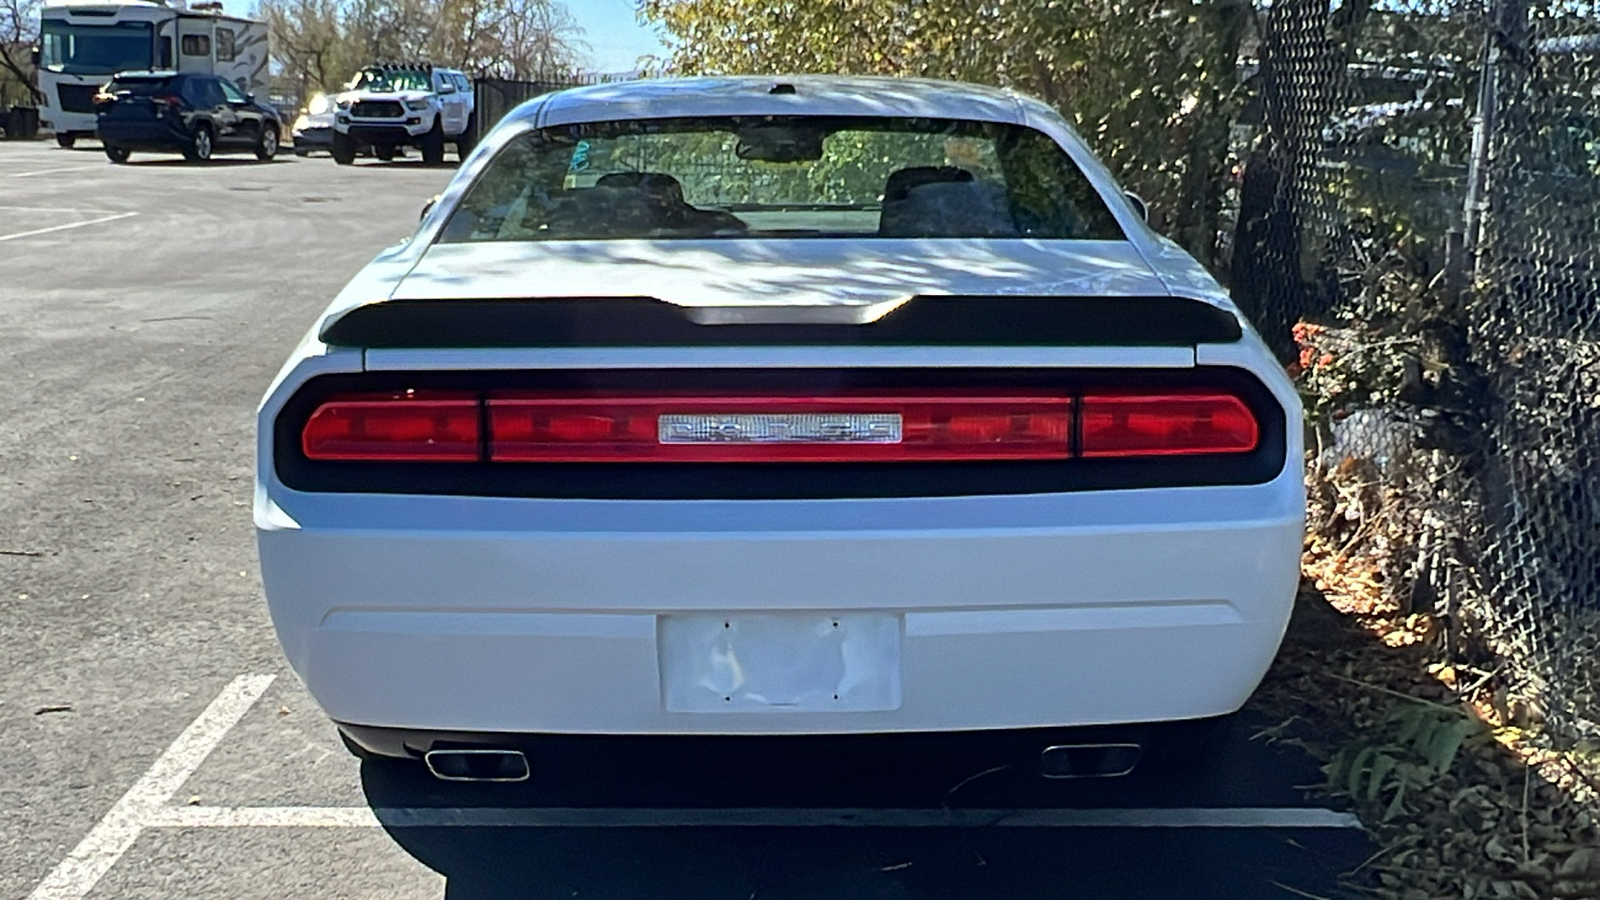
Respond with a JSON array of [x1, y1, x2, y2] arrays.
[[96, 71, 281, 164]]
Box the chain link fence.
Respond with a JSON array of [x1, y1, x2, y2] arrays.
[[1231, 0, 1600, 743]]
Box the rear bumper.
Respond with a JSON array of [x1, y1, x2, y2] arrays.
[[258, 481, 1303, 736], [337, 716, 1227, 761], [293, 127, 333, 150], [43, 111, 97, 134], [97, 120, 187, 150]]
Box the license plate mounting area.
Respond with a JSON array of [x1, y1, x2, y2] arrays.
[[659, 613, 902, 713]]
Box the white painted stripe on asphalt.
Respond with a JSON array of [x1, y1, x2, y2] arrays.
[[10, 166, 97, 178], [26, 674, 276, 900], [0, 205, 120, 214], [145, 804, 1363, 830], [24, 671, 1362, 900], [0, 212, 138, 243]]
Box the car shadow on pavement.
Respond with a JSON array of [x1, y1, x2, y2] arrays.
[[359, 721, 1371, 899]]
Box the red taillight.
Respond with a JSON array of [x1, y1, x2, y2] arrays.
[[1080, 393, 1259, 457], [295, 389, 1262, 463], [301, 392, 480, 461], [488, 395, 1073, 462]]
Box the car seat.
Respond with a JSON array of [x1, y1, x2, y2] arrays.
[[878, 165, 1018, 238]]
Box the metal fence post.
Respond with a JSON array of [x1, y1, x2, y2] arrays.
[[1461, 0, 1530, 284]]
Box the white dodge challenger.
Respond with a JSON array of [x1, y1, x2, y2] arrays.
[[256, 76, 1304, 782]]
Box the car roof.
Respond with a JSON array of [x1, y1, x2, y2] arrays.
[[521, 76, 1028, 128], [112, 70, 183, 79]]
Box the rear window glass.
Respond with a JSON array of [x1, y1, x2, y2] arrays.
[[109, 76, 176, 94], [440, 116, 1125, 242]]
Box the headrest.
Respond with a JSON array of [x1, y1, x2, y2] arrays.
[[879, 169, 1015, 238], [882, 166, 975, 202], [595, 171, 687, 205]]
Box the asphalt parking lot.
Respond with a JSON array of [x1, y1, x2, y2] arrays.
[[3, 138, 1369, 899]]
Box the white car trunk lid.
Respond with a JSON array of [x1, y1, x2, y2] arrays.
[[390, 239, 1175, 319]]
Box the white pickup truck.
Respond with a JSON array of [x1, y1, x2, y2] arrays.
[[332, 63, 474, 165]]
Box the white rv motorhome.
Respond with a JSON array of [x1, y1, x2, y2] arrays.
[[36, 0, 267, 147]]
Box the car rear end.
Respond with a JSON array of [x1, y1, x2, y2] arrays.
[[292, 93, 337, 155], [256, 78, 1305, 760], [95, 72, 189, 151]]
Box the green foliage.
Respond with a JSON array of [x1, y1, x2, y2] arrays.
[[639, 0, 1253, 265], [1325, 701, 1485, 820]]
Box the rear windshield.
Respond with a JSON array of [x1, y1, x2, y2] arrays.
[[108, 76, 177, 95], [439, 117, 1125, 242]]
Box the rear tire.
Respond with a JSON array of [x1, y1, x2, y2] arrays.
[[331, 130, 356, 165], [420, 120, 445, 166], [454, 114, 477, 161], [183, 124, 213, 162], [373, 143, 396, 162], [56, 133, 76, 149], [104, 145, 131, 164], [255, 123, 279, 161]]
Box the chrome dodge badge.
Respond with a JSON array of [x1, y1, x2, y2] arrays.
[[658, 413, 903, 444]]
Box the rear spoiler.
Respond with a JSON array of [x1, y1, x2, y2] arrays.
[[319, 295, 1243, 349]]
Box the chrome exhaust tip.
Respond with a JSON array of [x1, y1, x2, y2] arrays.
[[1039, 742, 1143, 779], [423, 748, 530, 783]]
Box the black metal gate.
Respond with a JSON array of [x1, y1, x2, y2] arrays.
[[471, 75, 609, 143]]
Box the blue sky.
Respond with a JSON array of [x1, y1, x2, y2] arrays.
[[223, 0, 670, 74], [568, 0, 671, 73]]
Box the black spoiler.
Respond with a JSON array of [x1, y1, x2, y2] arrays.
[[319, 295, 1243, 349]]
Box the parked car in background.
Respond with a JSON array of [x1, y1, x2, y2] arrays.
[[96, 71, 280, 163], [332, 62, 474, 165], [257, 76, 1305, 783], [292, 91, 336, 156], [38, 0, 268, 149]]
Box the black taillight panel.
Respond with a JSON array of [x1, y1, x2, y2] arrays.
[[274, 367, 1288, 500]]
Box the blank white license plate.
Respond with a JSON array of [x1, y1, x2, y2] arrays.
[[659, 614, 902, 713]]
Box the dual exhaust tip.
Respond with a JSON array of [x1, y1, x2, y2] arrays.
[[420, 743, 1141, 783], [1038, 742, 1143, 779], [423, 748, 530, 783]]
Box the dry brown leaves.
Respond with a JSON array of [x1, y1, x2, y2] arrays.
[[1246, 472, 1600, 899]]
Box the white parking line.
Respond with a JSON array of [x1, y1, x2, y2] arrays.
[[25, 673, 1363, 899], [25, 675, 276, 900], [146, 804, 1362, 830], [10, 166, 97, 178], [0, 205, 120, 214], [0, 212, 138, 243]]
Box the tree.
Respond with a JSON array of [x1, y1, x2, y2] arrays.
[[259, 0, 355, 100], [257, 0, 588, 98], [639, 0, 1254, 267], [0, 0, 43, 106], [482, 0, 587, 79]]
